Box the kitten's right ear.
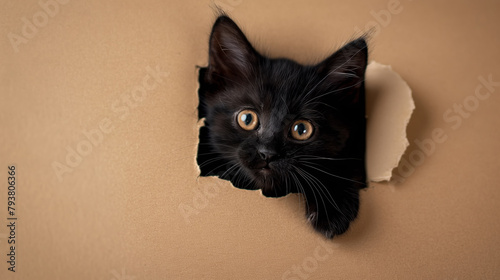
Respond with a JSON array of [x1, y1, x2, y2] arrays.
[[206, 16, 258, 85], [316, 38, 368, 90]]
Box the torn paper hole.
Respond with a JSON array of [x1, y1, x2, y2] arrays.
[[365, 61, 415, 182]]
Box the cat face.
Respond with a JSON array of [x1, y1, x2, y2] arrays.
[[197, 16, 367, 238]]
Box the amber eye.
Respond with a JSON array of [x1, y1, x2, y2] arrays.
[[237, 109, 259, 130], [291, 120, 314, 140]]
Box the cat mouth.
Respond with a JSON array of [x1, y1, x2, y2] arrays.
[[251, 159, 271, 170], [257, 166, 271, 175], [253, 163, 279, 179], [252, 161, 274, 172], [246, 158, 285, 179]]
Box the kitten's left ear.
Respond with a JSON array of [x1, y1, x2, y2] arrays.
[[206, 16, 258, 85], [316, 38, 368, 92]]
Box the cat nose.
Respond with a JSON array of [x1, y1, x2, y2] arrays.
[[257, 148, 277, 161]]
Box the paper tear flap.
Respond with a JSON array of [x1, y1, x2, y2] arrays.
[[365, 61, 415, 182]]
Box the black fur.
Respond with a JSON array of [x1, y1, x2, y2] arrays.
[[197, 16, 367, 238]]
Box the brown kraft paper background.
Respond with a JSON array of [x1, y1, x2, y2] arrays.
[[1, 0, 499, 279]]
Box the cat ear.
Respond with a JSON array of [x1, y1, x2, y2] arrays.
[[207, 16, 258, 85], [316, 38, 368, 96]]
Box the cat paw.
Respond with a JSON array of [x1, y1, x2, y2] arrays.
[[306, 211, 350, 239]]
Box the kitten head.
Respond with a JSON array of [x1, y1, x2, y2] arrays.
[[198, 16, 367, 199]]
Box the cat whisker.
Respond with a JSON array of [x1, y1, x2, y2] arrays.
[[295, 166, 347, 221], [299, 162, 366, 186], [292, 167, 325, 225], [295, 166, 344, 222], [232, 165, 248, 189], [297, 155, 362, 161], [219, 161, 241, 179], [295, 166, 339, 210], [196, 151, 235, 158], [283, 169, 291, 195], [305, 80, 363, 106], [289, 171, 310, 213], [301, 45, 367, 101], [197, 160, 225, 173], [199, 157, 233, 176], [303, 101, 337, 111], [294, 167, 325, 216], [197, 142, 236, 149], [280, 95, 291, 115], [298, 71, 317, 99], [329, 71, 359, 79]]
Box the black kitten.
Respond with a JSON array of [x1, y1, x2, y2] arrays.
[[197, 16, 367, 238]]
